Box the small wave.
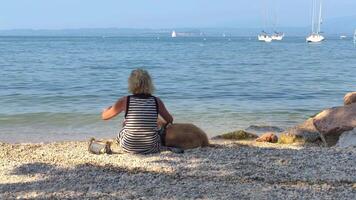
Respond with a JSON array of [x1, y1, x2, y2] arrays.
[[245, 125, 285, 134]]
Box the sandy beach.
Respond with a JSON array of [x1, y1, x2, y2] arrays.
[[1, 139, 355, 199]]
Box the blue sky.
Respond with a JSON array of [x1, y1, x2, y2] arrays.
[[0, 0, 355, 29]]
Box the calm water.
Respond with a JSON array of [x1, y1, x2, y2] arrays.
[[0, 36, 355, 142]]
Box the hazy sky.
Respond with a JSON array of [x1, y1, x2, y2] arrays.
[[0, 0, 355, 29]]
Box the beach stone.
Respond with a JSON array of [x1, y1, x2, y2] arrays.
[[212, 130, 258, 140], [313, 104, 356, 146], [282, 118, 322, 144], [336, 128, 356, 148], [255, 132, 278, 143], [278, 133, 306, 144], [344, 92, 356, 105]]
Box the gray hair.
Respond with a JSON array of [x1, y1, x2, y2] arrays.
[[128, 68, 155, 95]]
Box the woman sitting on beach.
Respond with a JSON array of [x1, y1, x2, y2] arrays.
[[101, 68, 173, 154]]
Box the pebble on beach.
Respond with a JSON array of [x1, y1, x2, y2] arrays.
[[1, 140, 355, 199]]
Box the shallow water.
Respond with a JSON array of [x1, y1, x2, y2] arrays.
[[0, 36, 355, 142]]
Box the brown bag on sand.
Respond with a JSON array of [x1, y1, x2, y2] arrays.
[[88, 137, 112, 154]]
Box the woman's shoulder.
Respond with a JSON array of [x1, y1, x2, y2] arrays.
[[117, 96, 128, 103], [153, 96, 165, 105]]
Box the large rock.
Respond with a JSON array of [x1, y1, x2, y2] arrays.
[[344, 92, 356, 105], [313, 104, 356, 146], [282, 118, 322, 144], [336, 128, 356, 148]]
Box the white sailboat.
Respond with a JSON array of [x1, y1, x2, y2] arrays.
[[271, 32, 284, 41], [353, 29, 356, 44], [171, 30, 177, 38], [270, 1, 284, 41], [258, 31, 273, 42], [258, 0, 272, 42], [340, 35, 347, 40], [306, 0, 325, 43]]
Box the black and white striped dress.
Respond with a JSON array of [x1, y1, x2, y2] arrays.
[[117, 94, 161, 154]]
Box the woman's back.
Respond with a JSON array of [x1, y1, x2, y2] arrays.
[[119, 94, 160, 154], [102, 68, 173, 154]]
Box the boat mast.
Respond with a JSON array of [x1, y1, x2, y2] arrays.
[[318, 0, 323, 34], [311, 0, 315, 34], [272, 0, 278, 33], [262, 0, 267, 32]]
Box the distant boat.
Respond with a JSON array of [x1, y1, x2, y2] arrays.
[[354, 29, 356, 44], [340, 35, 347, 39], [258, 31, 273, 42], [306, 0, 325, 43], [171, 30, 177, 38], [270, 1, 284, 41], [258, 0, 274, 42], [271, 32, 284, 41]]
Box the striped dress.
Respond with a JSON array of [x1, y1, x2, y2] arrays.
[[117, 94, 161, 154]]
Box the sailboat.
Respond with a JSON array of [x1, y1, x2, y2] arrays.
[[258, 0, 274, 42], [257, 1, 284, 42], [258, 31, 272, 42], [171, 30, 177, 38], [306, 0, 325, 43], [270, 1, 284, 41], [271, 32, 284, 41], [353, 29, 356, 44]]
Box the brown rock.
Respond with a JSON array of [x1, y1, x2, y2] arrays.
[[255, 132, 278, 143], [212, 130, 258, 141], [344, 92, 356, 105], [313, 103, 356, 146]]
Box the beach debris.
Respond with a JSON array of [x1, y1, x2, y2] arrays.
[[255, 132, 278, 143], [212, 130, 258, 140], [344, 92, 356, 105]]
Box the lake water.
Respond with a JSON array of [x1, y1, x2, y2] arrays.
[[0, 36, 355, 142]]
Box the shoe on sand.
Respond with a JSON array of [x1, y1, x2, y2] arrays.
[[88, 138, 112, 154]]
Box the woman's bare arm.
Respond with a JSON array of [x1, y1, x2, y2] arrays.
[[101, 96, 126, 120], [156, 97, 173, 124]]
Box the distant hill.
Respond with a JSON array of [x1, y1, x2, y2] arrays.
[[0, 27, 310, 37], [0, 15, 354, 37]]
